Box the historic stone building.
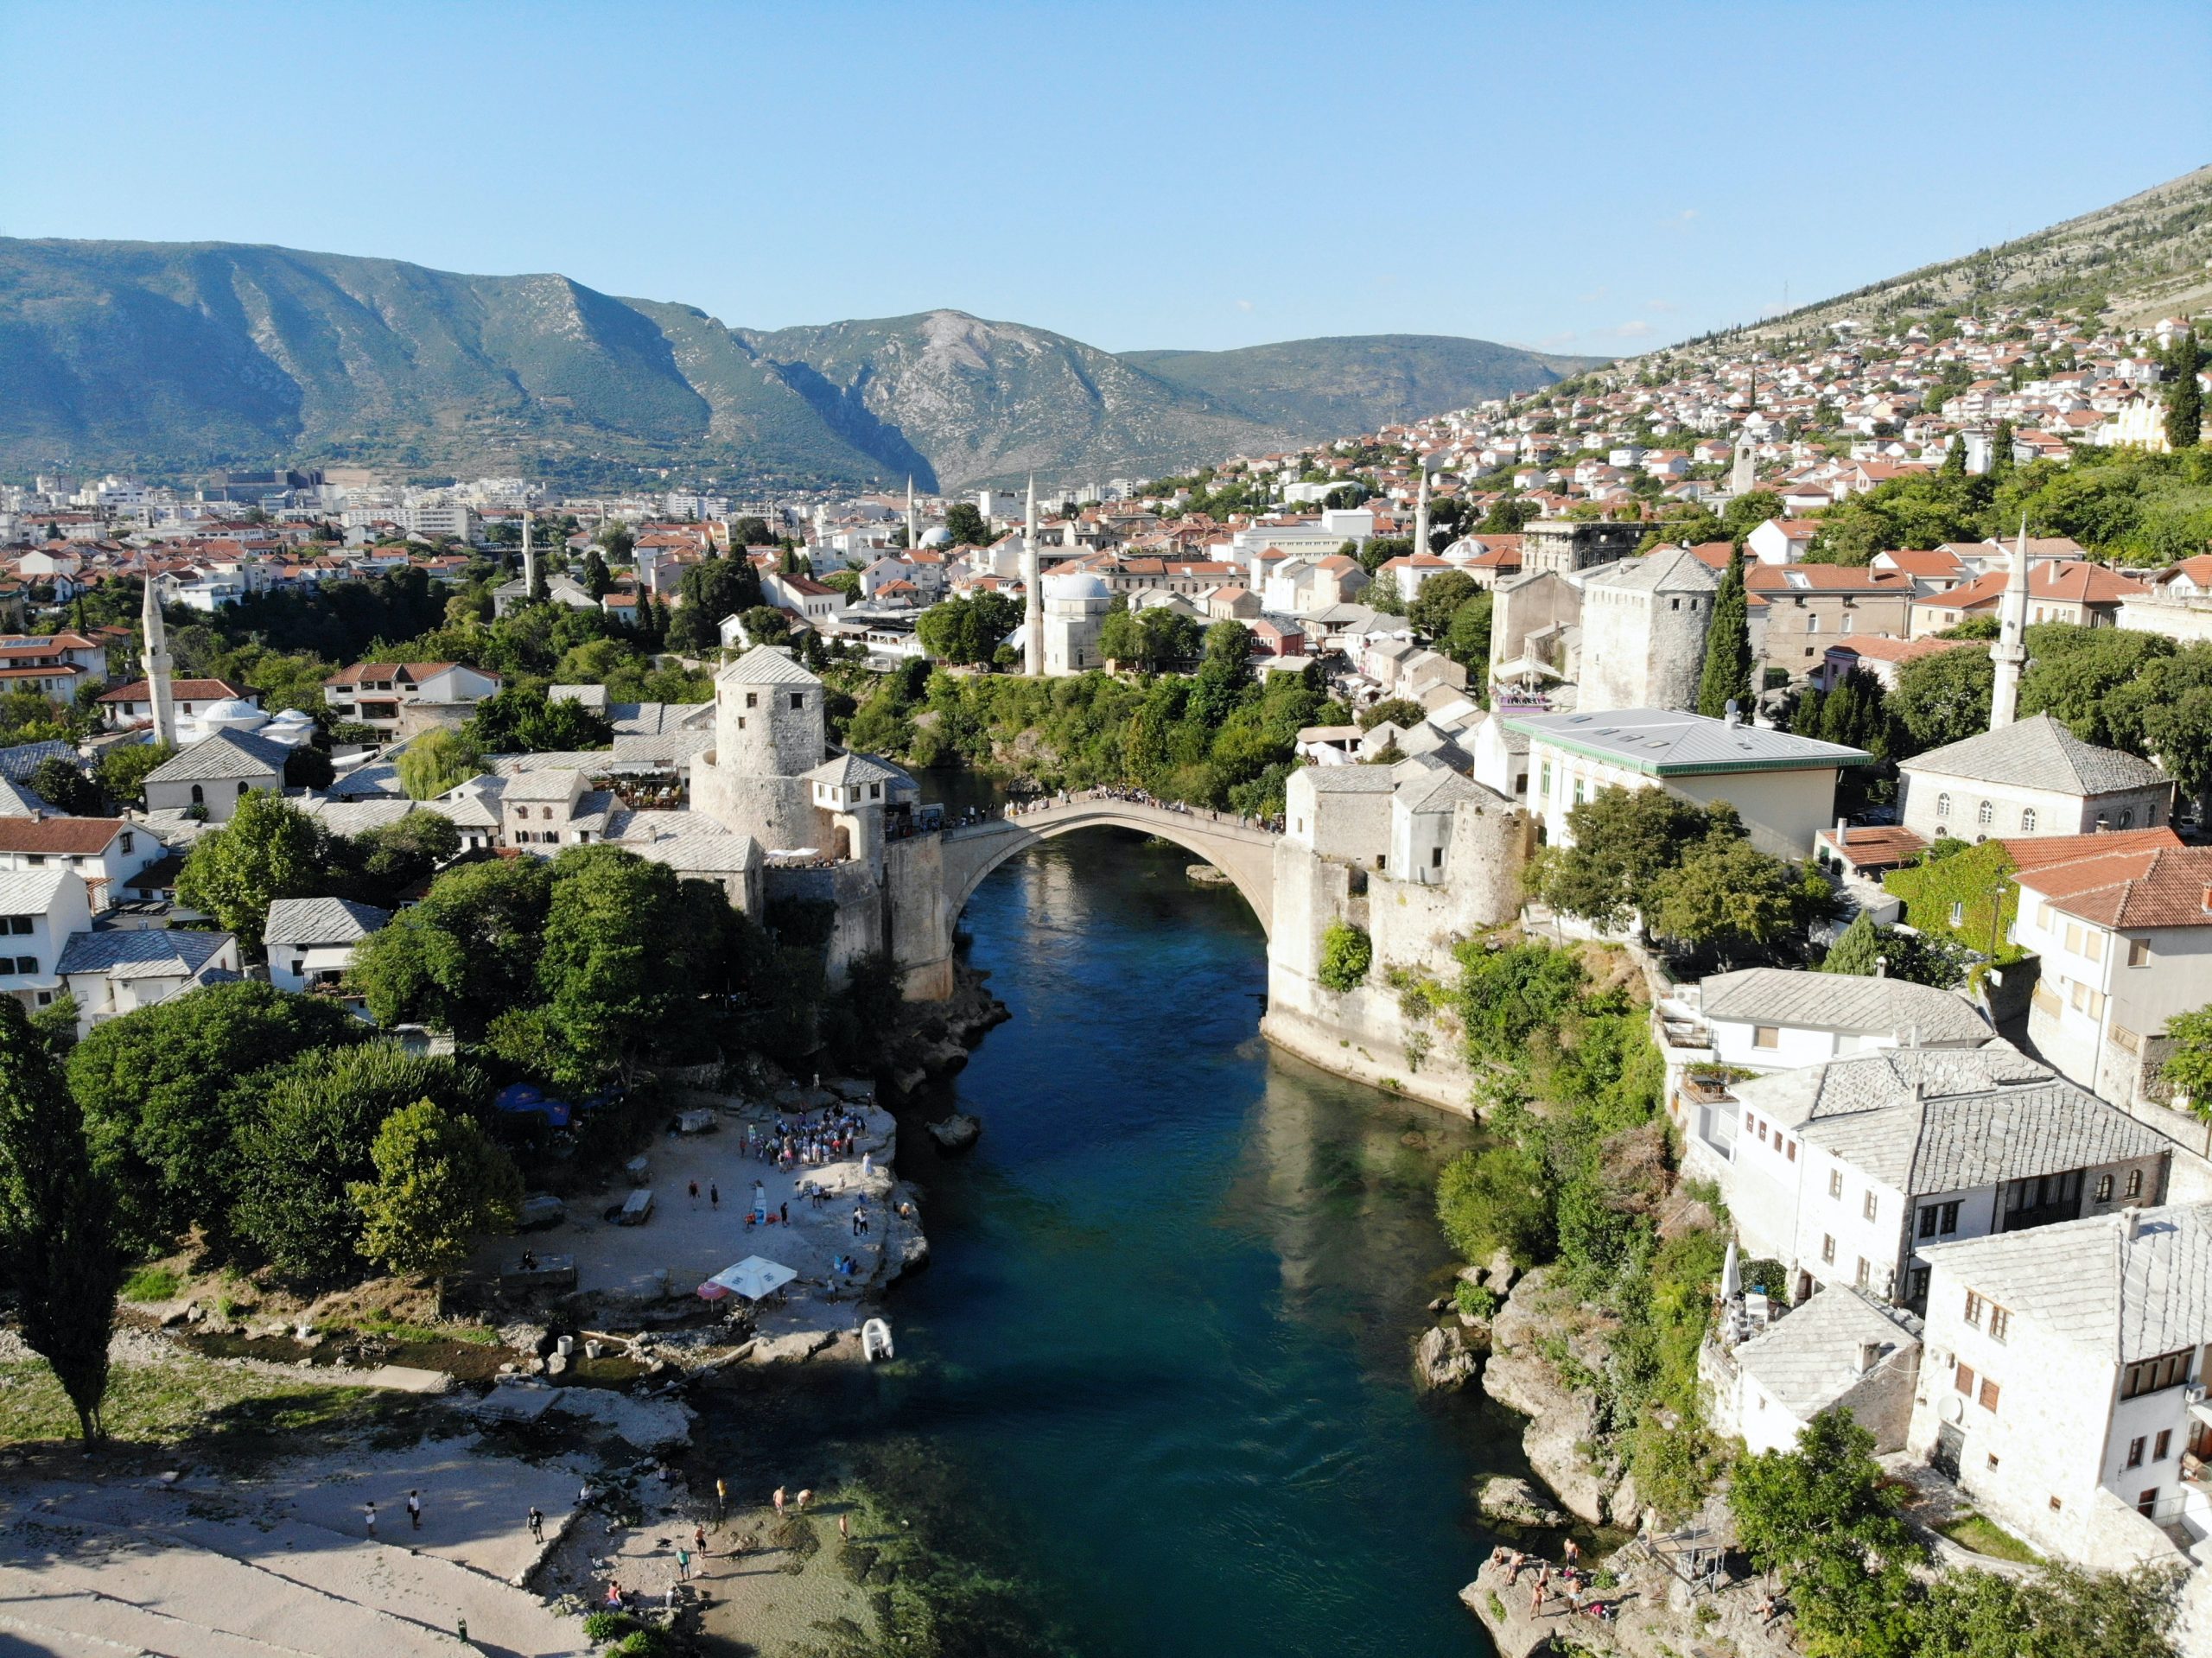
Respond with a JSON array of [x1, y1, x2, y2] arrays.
[[1576, 545, 1718, 713]]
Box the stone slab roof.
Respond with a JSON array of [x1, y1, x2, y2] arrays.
[[1735, 1286, 1921, 1421], [1504, 708, 1873, 776], [0, 866, 71, 914], [264, 896, 391, 948], [144, 728, 289, 784], [1921, 1201, 2212, 1363], [1898, 713, 2170, 795], [716, 646, 820, 687], [56, 927, 231, 980], [1700, 968, 1990, 1043]]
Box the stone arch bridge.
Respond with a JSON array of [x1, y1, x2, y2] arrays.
[[938, 796, 1279, 939]]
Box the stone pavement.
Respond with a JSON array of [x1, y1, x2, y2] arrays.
[[0, 1433, 594, 1657]]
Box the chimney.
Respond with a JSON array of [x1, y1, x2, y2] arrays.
[[2122, 1205, 2142, 1242], [1857, 1339, 1883, 1375], [1724, 698, 1742, 727]]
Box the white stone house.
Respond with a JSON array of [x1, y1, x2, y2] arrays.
[[0, 866, 91, 1010], [1897, 715, 2174, 844], [1506, 708, 1873, 860], [321, 661, 500, 732], [498, 768, 615, 851], [2012, 842, 2212, 1112], [56, 927, 240, 1036], [1694, 968, 1991, 1076], [140, 730, 289, 823], [1704, 1284, 1923, 1457], [264, 896, 391, 994], [0, 816, 165, 913], [1686, 1046, 2173, 1315], [1910, 1202, 2212, 1567]]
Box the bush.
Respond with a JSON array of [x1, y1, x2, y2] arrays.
[[1452, 1280, 1500, 1319], [582, 1609, 641, 1642], [120, 1266, 180, 1303], [1316, 922, 1372, 991]]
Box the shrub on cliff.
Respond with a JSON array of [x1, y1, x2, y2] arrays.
[[1317, 923, 1372, 991]]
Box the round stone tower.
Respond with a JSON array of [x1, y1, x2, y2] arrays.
[[696, 646, 829, 849]]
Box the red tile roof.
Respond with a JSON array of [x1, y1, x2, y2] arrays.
[[0, 816, 129, 854], [98, 677, 248, 704], [2013, 843, 2212, 929]]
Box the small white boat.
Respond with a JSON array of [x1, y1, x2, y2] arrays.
[[861, 1318, 894, 1362]]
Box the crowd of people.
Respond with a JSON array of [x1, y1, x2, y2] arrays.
[[999, 786, 1282, 835], [743, 1106, 870, 1172], [1488, 1547, 1618, 1623]]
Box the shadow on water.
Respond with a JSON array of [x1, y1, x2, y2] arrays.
[[693, 824, 1521, 1658]]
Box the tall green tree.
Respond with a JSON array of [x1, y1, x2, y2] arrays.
[[1888, 645, 1993, 756], [1695, 545, 1754, 719], [396, 728, 483, 799], [230, 1045, 489, 1281], [352, 1099, 521, 1286], [942, 502, 990, 546], [68, 981, 365, 1250], [530, 846, 685, 1088], [347, 858, 555, 1040], [579, 546, 613, 600], [1408, 569, 1478, 639], [665, 553, 763, 653], [0, 998, 119, 1442], [175, 793, 327, 953], [2168, 328, 2202, 452]]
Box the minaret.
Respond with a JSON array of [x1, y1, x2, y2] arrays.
[[1990, 518, 2031, 730], [905, 478, 918, 549], [1022, 474, 1044, 676], [521, 510, 536, 597], [1414, 468, 1431, 556], [140, 571, 175, 749]]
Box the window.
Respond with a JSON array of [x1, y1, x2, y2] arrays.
[[2138, 1490, 2160, 1518], [2121, 810, 2135, 829], [1936, 792, 1952, 818], [1786, 1140, 1797, 1163], [2121, 1349, 2192, 1399], [5, 918, 27, 937], [2020, 808, 2037, 831], [790, 693, 804, 711], [2050, 1496, 2063, 1514], [2127, 1168, 2144, 1199], [1986, 1452, 2001, 1472], [1978, 799, 1993, 826], [1978, 1377, 2000, 1413], [237, 781, 249, 797], [2156, 1429, 2172, 1461], [745, 691, 758, 708], [1753, 1025, 1780, 1050], [1919, 1205, 1940, 1239], [2127, 1436, 2146, 1469], [1431, 847, 1443, 868], [1854, 1257, 1871, 1290], [1955, 1362, 1975, 1394], [1949, 900, 1965, 927], [12, 956, 32, 975], [2097, 1173, 2114, 1202], [1965, 1291, 1984, 1326], [1821, 1234, 1836, 1265], [2083, 929, 2105, 963], [1863, 1191, 1878, 1222], [119, 832, 132, 854], [190, 785, 204, 804], [1828, 1169, 1844, 1199], [1988, 1305, 2010, 1343], [2129, 937, 2152, 968], [2034, 899, 2051, 929]]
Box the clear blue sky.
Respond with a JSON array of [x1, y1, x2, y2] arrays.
[[4, 1, 2206, 356]]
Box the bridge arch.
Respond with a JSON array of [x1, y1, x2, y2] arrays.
[[938, 801, 1278, 943]]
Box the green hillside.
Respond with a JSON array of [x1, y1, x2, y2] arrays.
[[0, 238, 1586, 489]]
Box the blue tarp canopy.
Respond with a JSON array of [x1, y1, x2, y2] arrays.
[[493, 1083, 616, 1129]]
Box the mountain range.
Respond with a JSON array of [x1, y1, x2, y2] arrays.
[[0, 238, 1600, 492]]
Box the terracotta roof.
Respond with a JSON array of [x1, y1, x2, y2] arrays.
[[99, 677, 248, 704], [1747, 565, 1912, 594], [2015, 844, 2212, 930], [2002, 826, 2183, 871], [1825, 636, 1980, 664], [0, 816, 129, 854], [1816, 824, 1928, 868], [1929, 562, 2150, 609], [1872, 548, 1967, 576]]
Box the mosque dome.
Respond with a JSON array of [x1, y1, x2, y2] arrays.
[[1044, 572, 1111, 601], [918, 526, 954, 548], [198, 698, 264, 728]]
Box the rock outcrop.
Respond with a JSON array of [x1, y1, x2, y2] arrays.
[[1476, 1476, 1567, 1528], [1415, 1324, 1480, 1392], [1481, 1268, 1626, 1527], [926, 1112, 982, 1152]]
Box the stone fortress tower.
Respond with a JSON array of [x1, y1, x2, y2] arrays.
[[692, 647, 830, 852], [1575, 543, 1718, 712]]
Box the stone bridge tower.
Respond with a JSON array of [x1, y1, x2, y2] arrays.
[[693, 647, 828, 851]]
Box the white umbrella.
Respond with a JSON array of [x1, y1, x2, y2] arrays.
[[702, 1255, 798, 1302], [1720, 1239, 1742, 1301]]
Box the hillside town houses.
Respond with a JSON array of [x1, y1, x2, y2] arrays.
[[3, 291, 2212, 1610]]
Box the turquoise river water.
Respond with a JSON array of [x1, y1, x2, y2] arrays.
[[700, 825, 1522, 1657]]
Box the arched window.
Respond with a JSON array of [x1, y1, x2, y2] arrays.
[[2120, 809, 2135, 829], [1977, 800, 1993, 826], [2020, 808, 2037, 831], [1936, 792, 1951, 818], [238, 781, 249, 797], [189, 785, 204, 805]]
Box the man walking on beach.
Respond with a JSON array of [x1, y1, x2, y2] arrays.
[[773, 1486, 786, 1515], [690, 1179, 700, 1210], [408, 1490, 422, 1531], [709, 1182, 720, 1211], [677, 1546, 690, 1582], [364, 1501, 377, 1538], [528, 1507, 544, 1544], [715, 1477, 728, 1516]]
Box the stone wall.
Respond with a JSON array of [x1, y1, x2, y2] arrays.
[[763, 859, 881, 987]]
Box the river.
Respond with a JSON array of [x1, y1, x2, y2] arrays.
[[699, 824, 1519, 1657]]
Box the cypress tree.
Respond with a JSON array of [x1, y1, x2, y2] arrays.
[[2169, 329, 2203, 453], [1697, 545, 1754, 719]]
